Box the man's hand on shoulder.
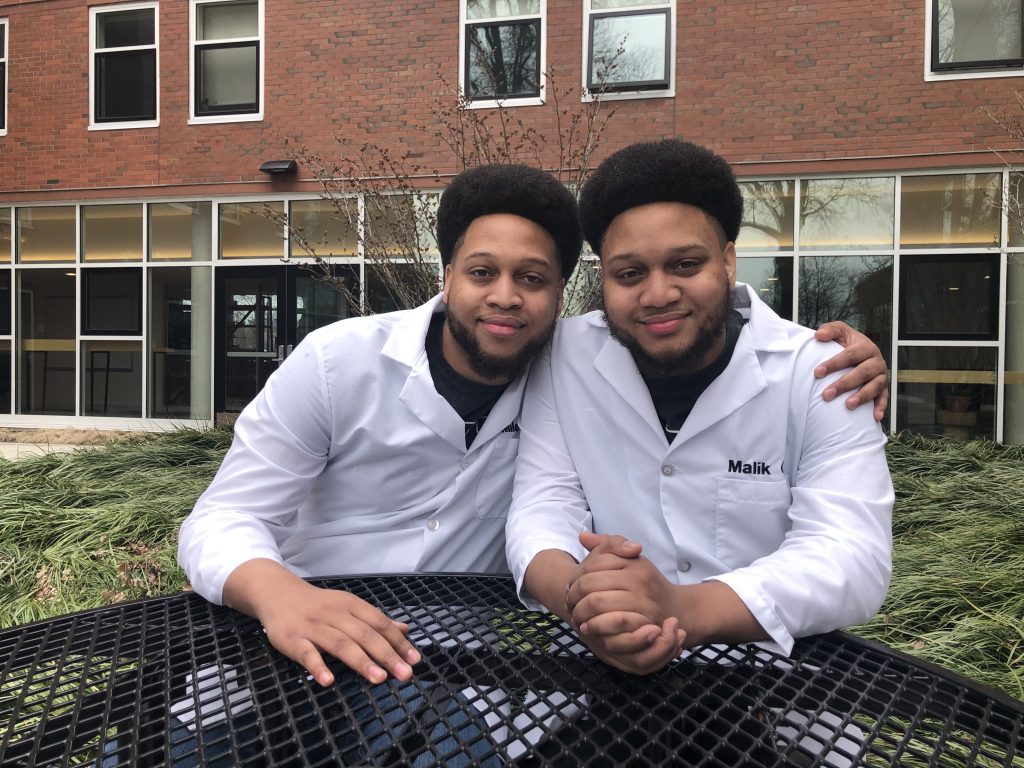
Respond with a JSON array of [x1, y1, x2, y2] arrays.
[[223, 559, 421, 687], [814, 321, 889, 422]]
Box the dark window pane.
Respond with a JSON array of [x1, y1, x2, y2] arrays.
[[899, 254, 999, 340], [0, 270, 9, 334], [589, 11, 669, 91], [737, 257, 794, 320], [466, 20, 540, 99], [0, 340, 9, 414], [96, 50, 156, 122], [0, 62, 5, 132], [82, 341, 142, 417], [934, 0, 1023, 68], [295, 271, 357, 344], [196, 43, 259, 115], [82, 268, 142, 335], [97, 8, 154, 48], [18, 270, 76, 415]]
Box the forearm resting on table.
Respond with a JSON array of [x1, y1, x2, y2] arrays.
[[523, 549, 580, 624], [222, 557, 305, 620], [671, 580, 770, 649]]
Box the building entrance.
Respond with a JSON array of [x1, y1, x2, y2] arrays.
[[215, 265, 355, 414]]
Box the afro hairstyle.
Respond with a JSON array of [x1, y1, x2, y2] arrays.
[[436, 164, 582, 281], [578, 139, 744, 256]]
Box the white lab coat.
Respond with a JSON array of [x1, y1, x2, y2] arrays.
[[179, 295, 524, 604], [505, 283, 893, 654]]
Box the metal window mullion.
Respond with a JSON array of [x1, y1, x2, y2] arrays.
[[891, 176, 902, 434], [357, 195, 366, 314], [996, 170, 1010, 442], [141, 208, 150, 418]]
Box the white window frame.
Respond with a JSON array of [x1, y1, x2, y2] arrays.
[[924, 0, 1024, 81], [459, 0, 546, 109], [0, 19, 8, 136], [89, 2, 160, 130], [189, 0, 264, 124], [582, 0, 674, 101]]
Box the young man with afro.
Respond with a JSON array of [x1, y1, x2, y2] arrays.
[[507, 140, 894, 676]]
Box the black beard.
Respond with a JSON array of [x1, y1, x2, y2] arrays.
[[604, 284, 733, 377], [445, 311, 555, 383]]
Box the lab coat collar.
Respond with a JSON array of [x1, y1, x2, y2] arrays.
[[384, 294, 527, 453], [592, 283, 776, 448]]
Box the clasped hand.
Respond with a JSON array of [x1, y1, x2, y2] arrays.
[[564, 531, 685, 675]]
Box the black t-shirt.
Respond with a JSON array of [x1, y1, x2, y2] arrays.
[[425, 312, 508, 448], [642, 310, 746, 443]]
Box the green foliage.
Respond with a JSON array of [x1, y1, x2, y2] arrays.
[[0, 429, 1021, 700]]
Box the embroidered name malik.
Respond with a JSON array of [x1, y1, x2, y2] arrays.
[[728, 459, 772, 475]]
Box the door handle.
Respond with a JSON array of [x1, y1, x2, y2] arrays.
[[273, 344, 285, 363], [286, 344, 294, 357]]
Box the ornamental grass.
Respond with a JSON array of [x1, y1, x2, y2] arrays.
[[0, 429, 1021, 700]]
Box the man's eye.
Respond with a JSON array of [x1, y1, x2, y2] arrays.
[[673, 260, 700, 272], [469, 269, 491, 278], [617, 269, 642, 280], [521, 274, 546, 285]]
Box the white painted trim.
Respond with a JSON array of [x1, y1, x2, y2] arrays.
[[88, 2, 160, 130], [189, 0, 264, 123]]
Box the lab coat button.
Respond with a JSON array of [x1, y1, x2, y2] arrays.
[[460, 459, 471, 470], [426, 519, 440, 531], [661, 464, 674, 476], [678, 560, 692, 573]]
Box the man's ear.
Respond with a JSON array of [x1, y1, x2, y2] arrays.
[[724, 242, 737, 287], [442, 263, 452, 303]]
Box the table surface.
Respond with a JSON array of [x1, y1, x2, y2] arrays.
[[1, 574, 1022, 767]]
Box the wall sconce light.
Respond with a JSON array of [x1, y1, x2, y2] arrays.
[[259, 159, 298, 175]]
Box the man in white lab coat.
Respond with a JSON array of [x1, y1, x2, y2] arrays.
[[179, 162, 889, 690], [507, 140, 894, 676]]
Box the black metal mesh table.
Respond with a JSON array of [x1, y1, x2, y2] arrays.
[[1, 574, 1022, 767]]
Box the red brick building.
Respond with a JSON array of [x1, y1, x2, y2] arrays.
[[0, 0, 1021, 441]]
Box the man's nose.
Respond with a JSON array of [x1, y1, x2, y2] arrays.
[[640, 271, 681, 307], [488, 275, 524, 308]]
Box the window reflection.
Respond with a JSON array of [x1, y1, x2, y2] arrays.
[[466, 20, 541, 99], [900, 173, 1000, 248], [589, 11, 669, 91], [799, 177, 894, 250], [799, 255, 893, 366], [897, 346, 996, 441], [934, 0, 1022, 68], [736, 257, 793, 320], [366, 263, 439, 314], [738, 181, 795, 251]]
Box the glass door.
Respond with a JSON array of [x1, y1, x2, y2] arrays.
[[215, 266, 355, 414]]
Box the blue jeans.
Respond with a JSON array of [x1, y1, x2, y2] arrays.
[[101, 679, 502, 766]]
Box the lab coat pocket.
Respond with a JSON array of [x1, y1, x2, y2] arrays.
[[715, 477, 791, 571], [474, 436, 519, 518]]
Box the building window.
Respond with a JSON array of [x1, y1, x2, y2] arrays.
[[90, 3, 158, 127], [585, 0, 672, 95], [0, 19, 7, 135], [931, 0, 1023, 73], [462, 0, 544, 104], [191, 0, 262, 120]]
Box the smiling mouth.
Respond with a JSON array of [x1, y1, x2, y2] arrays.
[[640, 314, 687, 335], [480, 317, 525, 337]]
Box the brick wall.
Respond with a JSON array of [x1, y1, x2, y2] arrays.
[[0, 0, 1021, 202]]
